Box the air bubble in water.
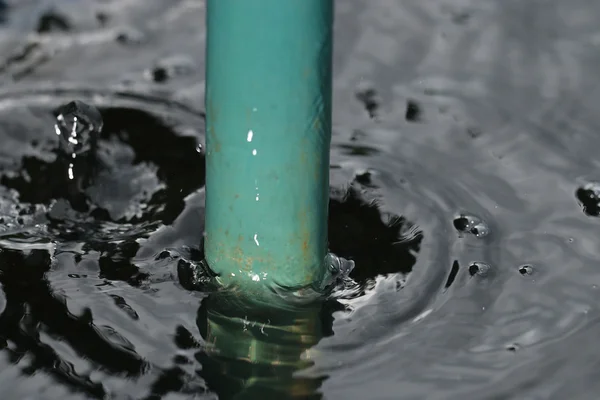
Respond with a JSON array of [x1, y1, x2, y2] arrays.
[[453, 213, 490, 238], [468, 262, 491, 277], [576, 182, 600, 217], [518, 264, 534, 276]]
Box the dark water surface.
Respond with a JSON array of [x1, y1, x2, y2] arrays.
[[1, 0, 600, 399]]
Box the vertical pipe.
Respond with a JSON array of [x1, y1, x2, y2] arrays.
[[204, 0, 333, 296]]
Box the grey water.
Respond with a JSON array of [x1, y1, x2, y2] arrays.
[[1, 0, 600, 399]]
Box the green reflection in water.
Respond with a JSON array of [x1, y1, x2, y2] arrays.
[[196, 291, 336, 399]]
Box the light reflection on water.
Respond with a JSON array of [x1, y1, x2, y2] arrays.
[[0, 0, 600, 399]]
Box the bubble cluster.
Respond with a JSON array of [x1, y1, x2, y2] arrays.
[[453, 213, 490, 238]]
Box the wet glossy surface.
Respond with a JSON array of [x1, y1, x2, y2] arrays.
[[1, 0, 600, 399]]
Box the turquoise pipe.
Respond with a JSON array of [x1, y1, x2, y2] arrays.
[[204, 0, 333, 297]]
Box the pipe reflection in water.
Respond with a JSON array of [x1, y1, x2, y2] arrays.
[[196, 292, 334, 399]]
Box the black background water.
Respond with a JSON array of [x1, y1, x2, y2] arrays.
[[1, 0, 600, 399]]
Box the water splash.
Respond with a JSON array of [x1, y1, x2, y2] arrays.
[[324, 252, 355, 285], [259, 253, 355, 304], [175, 245, 355, 303], [54, 100, 103, 182]]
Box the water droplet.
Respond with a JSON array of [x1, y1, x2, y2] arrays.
[[147, 56, 195, 83], [354, 82, 379, 119], [395, 279, 406, 291], [354, 169, 375, 187], [518, 264, 534, 276], [151, 66, 169, 83], [321, 253, 355, 290], [55, 100, 102, 156], [468, 262, 490, 277], [54, 100, 102, 181], [37, 10, 70, 33], [506, 343, 520, 352], [350, 129, 367, 141], [115, 28, 145, 45], [405, 99, 422, 122], [326, 253, 355, 276], [466, 126, 483, 138], [576, 182, 600, 217], [155, 250, 173, 260], [96, 11, 109, 26], [453, 214, 490, 238], [451, 11, 471, 25]]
